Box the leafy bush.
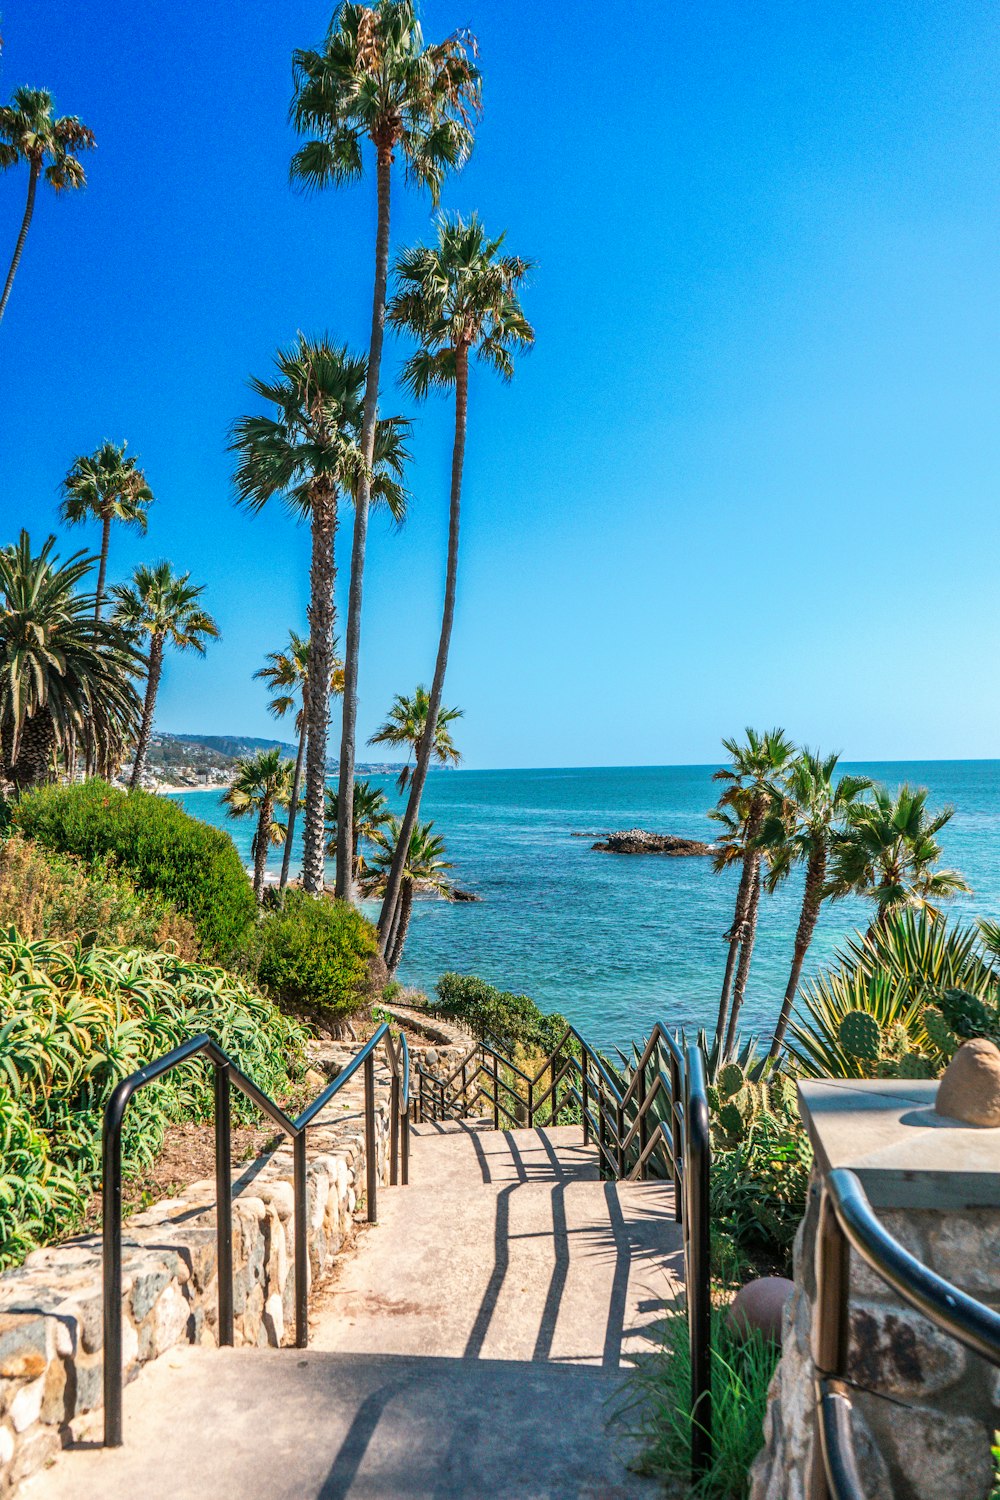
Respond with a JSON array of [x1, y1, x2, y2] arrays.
[[245, 890, 382, 1026], [616, 1307, 780, 1499], [13, 780, 256, 957], [0, 834, 199, 956], [0, 930, 307, 1269], [434, 972, 567, 1053]]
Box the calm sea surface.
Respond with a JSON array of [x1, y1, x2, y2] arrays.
[[169, 761, 1000, 1053]]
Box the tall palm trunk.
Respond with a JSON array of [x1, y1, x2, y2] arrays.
[[714, 798, 765, 1049], [253, 795, 273, 900], [336, 147, 393, 904], [280, 711, 307, 890], [387, 880, 413, 978], [129, 634, 164, 790], [302, 490, 336, 894], [0, 158, 39, 326], [767, 846, 826, 1061], [378, 343, 469, 948], [9, 710, 56, 790], [94, 511, 112, 620], [724, 861, 762, 1057]]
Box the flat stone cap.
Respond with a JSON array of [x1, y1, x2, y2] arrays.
[[798, 1078, 1000, 1210]]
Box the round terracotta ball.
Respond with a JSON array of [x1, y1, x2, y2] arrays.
[[726, 1277, 795, 1344]]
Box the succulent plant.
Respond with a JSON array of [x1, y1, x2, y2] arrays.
[[838, 1009, 883, 1063], [718, 1061, 746, 1100]]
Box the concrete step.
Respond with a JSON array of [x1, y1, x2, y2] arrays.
[[22, 1344, 658, 1499]]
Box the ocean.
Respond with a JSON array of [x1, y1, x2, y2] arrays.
[[168, 761, 1000, 1053]]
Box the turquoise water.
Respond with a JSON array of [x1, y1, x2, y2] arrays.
[[169, 761, 1000, 1053]]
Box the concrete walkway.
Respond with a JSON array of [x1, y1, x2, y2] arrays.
[[23, 1122, 684, 1500]]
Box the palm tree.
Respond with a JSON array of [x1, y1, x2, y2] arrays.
[[0, 532, 142, 788], [291, 0, 481, 903], [711, 727, 795, 1055], [362, 815, 454, 976], [0, 87, 96, 325], [231, 338, 408, 895], [59, 441, 154, 619], [369, 685, 462, 791], [377, 214, 533, 948], [222, 748, 293, 900], [111, 563, 219, 790], [760, 751, 873, 1061], [254, 631, 344, 889], [825, 783, 970, 932], [325, 778, 391, 883]]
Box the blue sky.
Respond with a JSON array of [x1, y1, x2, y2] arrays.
[[2, 1, 999, 767]]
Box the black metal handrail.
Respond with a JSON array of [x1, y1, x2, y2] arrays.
[[414, 1018, 712, 1478], [814, 1167, 1000, 1500], [101, 1021, 410, 1447]]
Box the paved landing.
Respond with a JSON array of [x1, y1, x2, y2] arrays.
[[23, 1123, 684, 1500]]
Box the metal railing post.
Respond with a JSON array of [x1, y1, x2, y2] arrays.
[[581, 1053, 589, 1145], [812, 1187, 852, 1500], [401, 1108, 410, 1186], [492, 1052, 500, 1129], [686, 1044, 712, 1479], [598, 1078, 607, 1178], [364, 1050, 377, 1223], [616, 1097, 626, 1178], [101, 1101, 125, 1447], [528, 1077, 534, 1128], [638, 1053, 649, 1181], [293, 1131, 308, 1348], [214, 1061, 234, 1346], [670, 1050, 683, 1222], [390, 1073, 400, 1187]]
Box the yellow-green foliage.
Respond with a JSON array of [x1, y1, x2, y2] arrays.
[[0, 834, 200, 956], [0, 930, 307, 1270]]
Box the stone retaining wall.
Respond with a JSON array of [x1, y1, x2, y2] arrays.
[[0, 1043, 394, 1496], [750, 1173, 1000, 1499]]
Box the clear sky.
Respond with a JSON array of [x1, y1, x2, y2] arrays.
[[2, 1, 999, 768]]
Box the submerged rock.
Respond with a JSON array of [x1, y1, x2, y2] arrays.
[[590, 828, 717, 856]]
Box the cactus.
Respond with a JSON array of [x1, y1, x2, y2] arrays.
[[718, 1100, 745, 1137], [923, 1006, 958, 1061], [770, 1074, 798, 1116], [718, 1061, 746, 1100], [884, 1051, 935, 1081], [885, 1022, 910, 1060], [838, 1010, 883, 1063], [938, 988, 999, 1042]]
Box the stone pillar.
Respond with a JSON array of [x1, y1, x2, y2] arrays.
[[750, 1078, 1000, 1500]]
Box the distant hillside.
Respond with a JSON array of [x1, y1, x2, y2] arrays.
[[169, 733, 403, 776]]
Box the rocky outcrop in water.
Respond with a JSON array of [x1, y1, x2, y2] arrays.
[[590, 828, 716, 856]]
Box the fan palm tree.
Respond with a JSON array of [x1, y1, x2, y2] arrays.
[[111, 563, 219, 790], [59, 441, 153, 619], [759, 750, 873, 1061], [254, 630, 344, 889], [825, 783, 970, 932], [230, 337, 408, 895], [711, 727, 795, 1055], [325, 778, 391, 883], [376, 213, 533, 947], [291, 0, 480, 903], [362, 815, 454, 976], [369, 685, 461, 791], [0, 532, 142, 788], [222, 748, 293, 900], [0, 87, 96, 325]]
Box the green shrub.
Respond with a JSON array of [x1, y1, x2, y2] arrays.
[[13, 780, 256, 958], [0, 930, 307, 1269], [616, 1307, 780, 1499], [0, 833, 200, 955], [434, 972, 567, 1053], [246, 890, 382, 1026]]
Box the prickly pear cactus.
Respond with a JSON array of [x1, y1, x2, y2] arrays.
[[718, 1061, 746, 1100], [885, 1022, 910, 1060], [883, 1051, 935, 1080], [718, 1100, 745, 1137], [770, 1074, 798, 1117], [938, 988, 1000, 1042], [838, 1010, 883, 1063], [923, 1006, 958, 1061]]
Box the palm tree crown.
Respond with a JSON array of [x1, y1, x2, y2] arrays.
[[291, 1, 481, 200], [388, 212, 535, 393], [369, 685, 462, 791], [59, 441, 153, 618], [255, 630, 344, 736], [0, 531, 142, 787], [325, 778, 392, 877], [825, 783, 971, 926], [0, 86, 96, 325]]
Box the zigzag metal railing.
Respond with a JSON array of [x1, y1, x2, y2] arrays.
[[814, 1167, 1000, 1499], [414, 1020, 712, 1478], [101, 1022, 410, 1448]]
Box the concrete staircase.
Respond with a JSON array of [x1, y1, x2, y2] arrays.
[[23, 1122, 684, 1500]]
